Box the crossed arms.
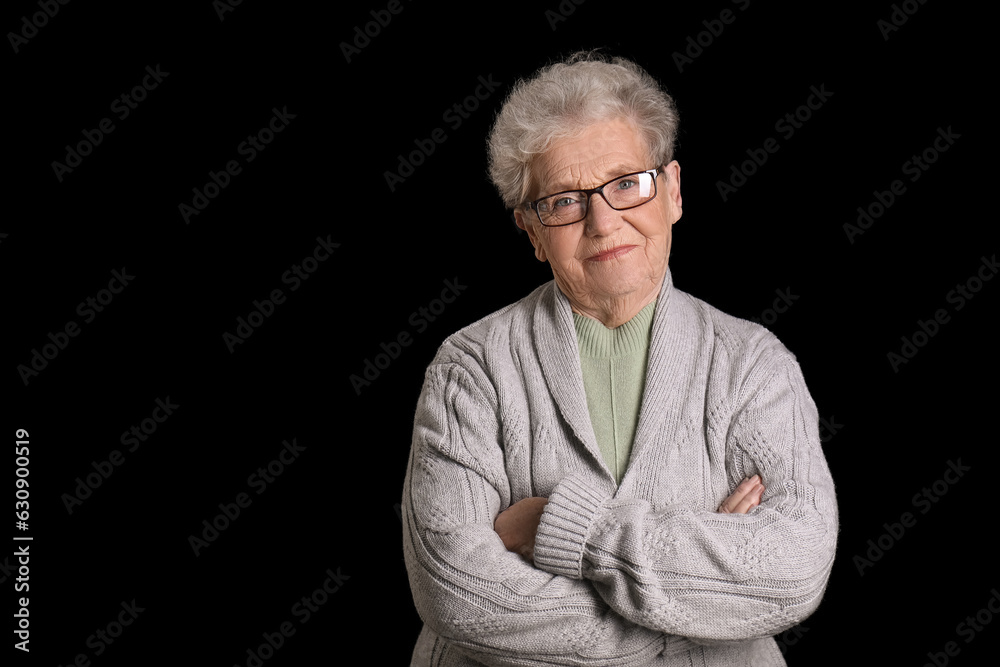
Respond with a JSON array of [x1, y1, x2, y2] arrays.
[[494, 475, 764, 562], [402, 348, 837, 666]]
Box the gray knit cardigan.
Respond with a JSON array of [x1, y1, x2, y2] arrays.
[[402, 269, 838, 666]]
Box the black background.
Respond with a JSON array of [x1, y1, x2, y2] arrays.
[[4, 0, 996, 664]]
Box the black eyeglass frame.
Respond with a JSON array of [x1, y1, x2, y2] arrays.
[[525, 167, 663, 227]]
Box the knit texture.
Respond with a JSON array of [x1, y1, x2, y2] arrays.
[[573, 300, 656, 484], [402, 269, 838, 666]]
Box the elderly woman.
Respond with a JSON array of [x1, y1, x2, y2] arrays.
[[402, 52, 837, 666]]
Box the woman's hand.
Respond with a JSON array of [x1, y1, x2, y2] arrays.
[[718, 475, 765, 513], [494, 496, 549, 562]]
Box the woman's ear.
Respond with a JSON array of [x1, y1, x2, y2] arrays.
[[514, 209, 547, 263], [513, 208, 528, 231], [663, 161, 682, 224]]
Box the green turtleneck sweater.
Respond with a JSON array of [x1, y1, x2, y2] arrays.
[[572, 300, 657, 484]]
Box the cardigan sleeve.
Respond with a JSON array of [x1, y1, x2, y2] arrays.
[[402, 356, 699, 665], [532, 347, 838, 643]]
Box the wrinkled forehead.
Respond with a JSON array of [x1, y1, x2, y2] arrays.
[[528, 118, 655, 197]]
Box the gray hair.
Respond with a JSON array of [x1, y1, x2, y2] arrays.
[[487, 51, 679, 210]]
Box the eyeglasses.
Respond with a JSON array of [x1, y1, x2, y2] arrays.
[[526, 167, 662, 227]]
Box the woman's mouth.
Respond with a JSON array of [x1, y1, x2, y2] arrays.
[[588, 245, 636, 262]]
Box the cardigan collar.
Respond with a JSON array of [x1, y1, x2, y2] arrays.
[[533, 269, 690, 487]]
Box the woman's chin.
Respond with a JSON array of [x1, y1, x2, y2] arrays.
[[583, 266, 657, 298]]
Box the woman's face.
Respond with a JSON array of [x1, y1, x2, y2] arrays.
[[514, 118, 682, 318]]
